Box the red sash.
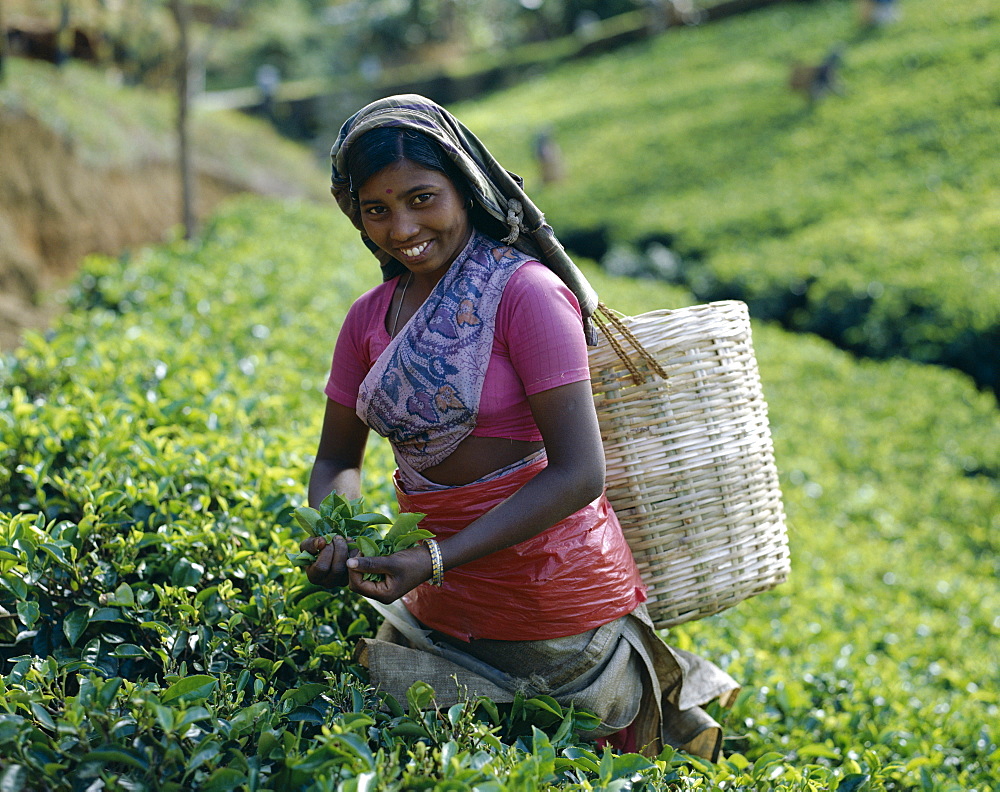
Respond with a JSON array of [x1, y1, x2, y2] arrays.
[[399, 457, 646, 641]]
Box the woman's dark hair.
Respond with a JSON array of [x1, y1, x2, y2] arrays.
[[346, 127, 507, 239], [346, 127, 470, 198]]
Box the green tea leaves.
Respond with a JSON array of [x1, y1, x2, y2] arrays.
[[286, 551, 317, 568], [293, 507, 324, 534], [352, 535, 381, 560], [161, 674, 218, 705], [383, 511, 425, 544], [389, 529, 435, 552], [346, 513, 393, 529], [290, 492, 429, 580]]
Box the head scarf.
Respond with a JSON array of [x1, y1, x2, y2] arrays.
[[330, 94, 600, 345]]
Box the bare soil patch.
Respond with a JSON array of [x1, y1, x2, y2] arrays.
[[0, 107, 312, 351]]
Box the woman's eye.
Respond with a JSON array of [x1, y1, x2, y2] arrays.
[[365, 205, 386, 216], [412, 193, 434, 205]]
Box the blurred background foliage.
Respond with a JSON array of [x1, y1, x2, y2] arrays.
[[3, 0, 996, 390], [3, 0, 663, 91]]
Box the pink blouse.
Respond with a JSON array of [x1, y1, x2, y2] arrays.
[[325, 261, 592, 439]]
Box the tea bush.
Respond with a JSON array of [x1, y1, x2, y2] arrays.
[[456, 0, 1000, 395], [1, 196, 997, 789]]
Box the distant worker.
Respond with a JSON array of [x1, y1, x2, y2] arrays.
[[533, 127, 566, 185], [665, 0, 702, 27], [645, 0, 702, 31], [789, 48, 844, 106], [859, 0, 900, 27], [256, 63, 280, 120]]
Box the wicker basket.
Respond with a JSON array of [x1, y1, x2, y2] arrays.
[[589, 300, 790, 630]]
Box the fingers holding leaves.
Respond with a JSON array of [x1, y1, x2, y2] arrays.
[[347, 544, 434, 603], [287, 491, 433, 586], [299, 535, 326, 555], [304, 534, 352, 588]]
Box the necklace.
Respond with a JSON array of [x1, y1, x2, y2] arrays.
[[390, 272, 413, 337]]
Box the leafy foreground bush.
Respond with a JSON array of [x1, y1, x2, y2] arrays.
[[2, 197, 998, 790]]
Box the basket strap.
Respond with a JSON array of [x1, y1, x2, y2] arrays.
[[593, 302, 669, 385]]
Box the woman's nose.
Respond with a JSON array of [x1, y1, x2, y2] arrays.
[[389, 211, 419, 242]]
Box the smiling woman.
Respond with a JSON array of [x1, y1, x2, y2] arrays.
[[297, 94, 739, 760], [357, 160, 473, 295]]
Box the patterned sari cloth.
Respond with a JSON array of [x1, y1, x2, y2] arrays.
[[329, 94, 740, 760], [356, 231, 530, 472]]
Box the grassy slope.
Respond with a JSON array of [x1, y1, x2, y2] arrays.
[[0, 58, 328, 200]]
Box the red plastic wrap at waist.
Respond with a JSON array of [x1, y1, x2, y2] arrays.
[[398, 457, 647, 642]]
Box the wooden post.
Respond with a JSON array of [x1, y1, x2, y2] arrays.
[[0, 2, 7, 82], [169, 0, 197, 240]]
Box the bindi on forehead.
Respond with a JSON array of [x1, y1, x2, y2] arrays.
[[385, 189, 393, 194]]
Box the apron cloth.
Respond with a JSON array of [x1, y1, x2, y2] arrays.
[[355, 601, 739, 761]]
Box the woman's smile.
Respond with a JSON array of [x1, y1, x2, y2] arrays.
[[399, 240, 430, 259], [358, 160, 472, 287]]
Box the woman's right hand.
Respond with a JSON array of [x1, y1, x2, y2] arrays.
[[301, 534, 355, 588], [345, 543, 435, 604]]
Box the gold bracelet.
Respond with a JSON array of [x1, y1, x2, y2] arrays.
[[422, 538, 444, 587]]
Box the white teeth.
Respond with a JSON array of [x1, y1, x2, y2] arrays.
[[401, 242, 429, 257]]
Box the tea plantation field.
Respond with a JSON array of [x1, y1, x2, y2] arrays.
[[1, 196, 997, 790], [457, 0, 1000, 397]]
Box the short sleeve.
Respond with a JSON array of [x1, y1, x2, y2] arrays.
[[324, 283, 393, 407], [498, 262, 592, 395]]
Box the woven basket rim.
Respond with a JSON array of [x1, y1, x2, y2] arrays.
[[599, 299, 747, 323]]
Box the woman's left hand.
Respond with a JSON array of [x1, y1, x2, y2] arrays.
[[346, 544, 434, 603]]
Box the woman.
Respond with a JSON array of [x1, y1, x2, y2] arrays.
[[301, 94, 738, 759]]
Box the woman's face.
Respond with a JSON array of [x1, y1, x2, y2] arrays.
[[357, 159, 472, 284]]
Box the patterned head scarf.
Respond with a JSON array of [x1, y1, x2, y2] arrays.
[[330, 94, 600, 344]]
